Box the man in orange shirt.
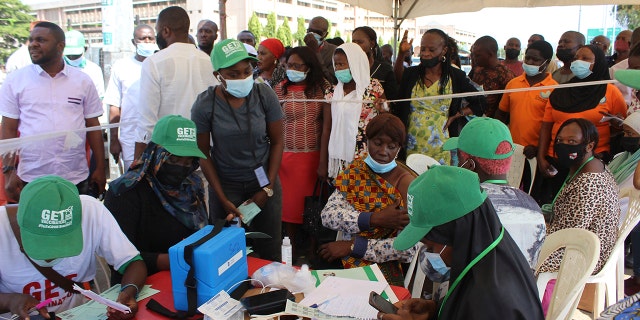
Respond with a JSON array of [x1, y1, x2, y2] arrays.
[[496, 40, 556, 193]]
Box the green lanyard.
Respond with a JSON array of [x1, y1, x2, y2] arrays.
[[438, 227, 505, 319], [484, 179, 508, 185], [549, 156, 595, 208]]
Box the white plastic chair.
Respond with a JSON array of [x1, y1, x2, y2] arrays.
[[404, 242, 427, 298], [406, 154, 440, 175], [506, 143, 537, 193], [535, 228, 600, 320], [582, 187, 640, 318]]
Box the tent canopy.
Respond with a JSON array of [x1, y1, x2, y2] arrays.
[[340, 0, 640, 19]]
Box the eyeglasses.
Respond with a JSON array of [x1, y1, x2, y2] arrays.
[[286, 63, 307, 70], [590, 40, 606, 47]]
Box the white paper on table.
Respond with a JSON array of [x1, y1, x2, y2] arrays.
[[73, 284, 131, 313], [299, 276, 386, 319]]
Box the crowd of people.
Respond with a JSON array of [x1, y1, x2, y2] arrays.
[[2, 4, 640, 319]]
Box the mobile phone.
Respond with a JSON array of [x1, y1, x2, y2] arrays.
[[240, 289, 295, 315], [369, 291, 398, 314]]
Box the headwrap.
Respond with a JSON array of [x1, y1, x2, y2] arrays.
[[259, 38, 285, 59], [548, 44, 609, 113], [328, 42, 371, 178], [108, 142, 207, 230], [425, 200, 544, 319]]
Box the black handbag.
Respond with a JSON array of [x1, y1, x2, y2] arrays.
[[302, 180, 337, 243]]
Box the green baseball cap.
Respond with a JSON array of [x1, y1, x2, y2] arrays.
[[151, 115, 206, 159], [394, 166, 487, 251], [64, 30, 85, 55], [18, 175, 83, 260], [615, 69, 640, 90], [442, 117, 514, 159], [211, 39, 258, 71]]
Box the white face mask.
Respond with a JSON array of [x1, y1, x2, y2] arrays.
[[136, 42, 159, 57], [31, 258, 63, 267]]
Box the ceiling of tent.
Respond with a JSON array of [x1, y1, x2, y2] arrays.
[[340, 0, 640, 19]]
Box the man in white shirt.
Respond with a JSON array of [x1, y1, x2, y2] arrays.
[[0, 21, 106, 201], [104, 25, 158, 169], [63, 30, 105, 99], [134, 6, 218, 159]]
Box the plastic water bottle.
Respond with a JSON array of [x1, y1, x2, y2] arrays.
[[281, 236, 292, 265]]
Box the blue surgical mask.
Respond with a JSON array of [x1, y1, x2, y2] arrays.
[[64, 56, 86, 68], [136, 42, 158, 57], [286, 69, 307, 83], [570, 60, 593, 79], [222, 74, 254, 98], [32, 258, 63, 267], [312, 32, 323, 46], [364, 154, 397, 174], [419, 245, 451, 283], [335, 69, 353, 83], [522, 62, 543, 77]]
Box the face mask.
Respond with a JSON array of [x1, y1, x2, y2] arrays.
[[156, 163, 192, 187], [221, 74, 254, 98], [554, 142, 587, 168], [556, 48, 574, 62], [136, 42, 159, 57], [615, 39, 630, 52], [312, 32, 323, 46], [286, 69, 307, 83], [570, 60, 593, 79], [505, 48, 520, 60], [419, 245, 451, 283], [522, 62, 544, 77], [64, 56, 86, 68], [420, 56, 440, 68], [622, 137, 640, 154], [364, 154, 397, 174], [32, 258, 63, 267], [335, 69, 353, 83]]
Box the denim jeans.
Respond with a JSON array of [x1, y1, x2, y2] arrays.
[[209, 177, 283, 262]]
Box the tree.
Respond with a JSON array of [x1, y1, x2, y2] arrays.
[[326, 19, 332, 38], [615, 5, 640, 30], [276, 18, 292, 47], [334, 29, 341, 40], [0, 0, 33, 65], [378, 37, 384, 47], [248, 12, 262, 42], [293, 16, 306, 46], [264, 12, 277, 39], [346, 34, 351, 43]]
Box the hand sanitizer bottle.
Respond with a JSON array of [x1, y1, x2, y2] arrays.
[[281, 236, 292, 265]]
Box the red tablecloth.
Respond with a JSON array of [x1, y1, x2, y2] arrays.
[[134, 257, 411, 319]]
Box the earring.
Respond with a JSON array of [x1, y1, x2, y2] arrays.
[[442, 55, 447, 62]]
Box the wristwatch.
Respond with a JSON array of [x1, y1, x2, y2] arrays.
[[2, 165, 15, 174], [262, 186, 273, 197]]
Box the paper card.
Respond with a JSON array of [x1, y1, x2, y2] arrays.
[[238, 201, 261, 225], [198, 290, 244, 320], [254, 166, 270, 187]]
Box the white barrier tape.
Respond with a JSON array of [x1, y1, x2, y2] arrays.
[[0, 122, 135, 156]]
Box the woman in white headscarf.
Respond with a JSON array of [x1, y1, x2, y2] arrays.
[[325, 43, 386, 178]]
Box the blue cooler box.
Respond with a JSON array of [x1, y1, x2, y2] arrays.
[[169, 225, 248, 311]]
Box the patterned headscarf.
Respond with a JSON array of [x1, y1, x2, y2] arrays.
[[108, 142, 207, 230]]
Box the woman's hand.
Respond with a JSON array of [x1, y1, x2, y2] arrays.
[[370, 199, 409, 230], [317, 161, 329, 181], [221, 199, 242, 221], [379, 298, 436, 320], [373, 98, 389, 113], [250, 189, 269, 208], [107, 290, 137, 320], [537, 156, 556, 178], [398, 30, 413, 57], [318, 241, 352, 262], [523, 145, 538, 159]]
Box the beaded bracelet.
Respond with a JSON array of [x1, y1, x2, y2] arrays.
[[120, 283, 140, 299]]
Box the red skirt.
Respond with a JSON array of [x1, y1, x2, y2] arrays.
[[279, 151, 320, 223]]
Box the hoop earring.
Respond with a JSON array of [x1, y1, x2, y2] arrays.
[[442, 55, 447, 62]]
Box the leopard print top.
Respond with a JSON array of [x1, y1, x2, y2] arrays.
[[538, 169, 620, 274]]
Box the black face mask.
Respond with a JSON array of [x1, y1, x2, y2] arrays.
[[421, 56, 441, 68], [505, 48, 520, 60], [622, 137, 640, 154], [554, 142, 587, 168], [156, 163, 192, 187], [556, 48, 574, 63]]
